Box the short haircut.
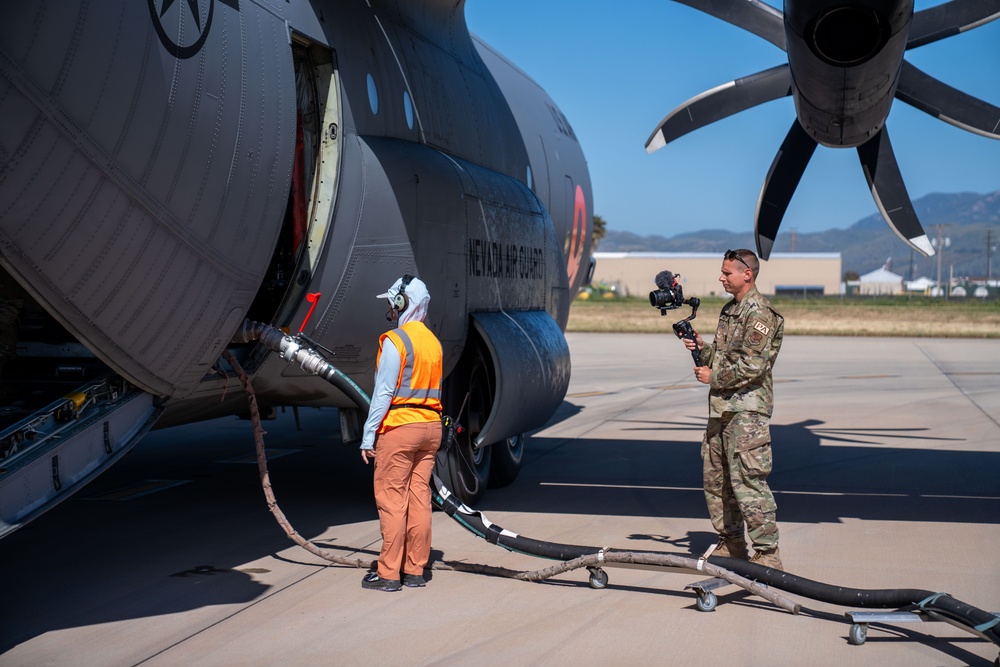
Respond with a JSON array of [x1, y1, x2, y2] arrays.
[[725, 248, 760, 279]]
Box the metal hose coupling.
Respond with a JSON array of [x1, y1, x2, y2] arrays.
[[231, 320, 328, 375], [230, 320, 371, 410]]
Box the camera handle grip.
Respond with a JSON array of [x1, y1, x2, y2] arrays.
[[672, 320, 703, 367]]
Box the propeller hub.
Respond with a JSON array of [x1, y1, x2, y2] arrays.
[[809, 7, 887, 66]]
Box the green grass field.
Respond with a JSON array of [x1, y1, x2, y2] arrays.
[[567, 295, 1000, 337]]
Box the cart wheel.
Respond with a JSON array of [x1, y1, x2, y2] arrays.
[[848, 623, 868, 646], [695, 591, 718, 612], [587, 567, 608, 589]]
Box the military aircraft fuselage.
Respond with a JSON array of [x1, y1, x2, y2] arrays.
[[0, 0, 593, 529]]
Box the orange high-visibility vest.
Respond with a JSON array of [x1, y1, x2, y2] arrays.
[[377, 320, 443, 433]]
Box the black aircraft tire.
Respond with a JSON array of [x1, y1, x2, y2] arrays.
[[436, 437, 491, 506], [488, 433, 524, 488], [437, 344, 493, 505]]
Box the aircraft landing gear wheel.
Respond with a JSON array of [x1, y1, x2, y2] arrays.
[[695, 591, 717, 612], [587, 567, 608, 589], [438, 348, 493, 505], [848, 623, 867, 646], [488, 433, 524, 488]]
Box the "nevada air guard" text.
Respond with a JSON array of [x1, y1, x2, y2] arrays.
[[468, 238, 545, 280]]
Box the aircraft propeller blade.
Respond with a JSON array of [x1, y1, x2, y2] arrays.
[[908, 0, 1000, 49], [671, 0, 786, 50], [856, 128, 936, 257], [645, 65, 792, 153], [896, 60, 1000, 139], [754, 120, 817, 260]]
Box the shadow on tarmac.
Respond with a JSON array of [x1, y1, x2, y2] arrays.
[[0, 409, 376, 654], [1, 400, 997, 656], [479, 411, 999, 527]]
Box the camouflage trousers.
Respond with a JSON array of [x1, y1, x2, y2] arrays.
[[702, 411, 779, 550]]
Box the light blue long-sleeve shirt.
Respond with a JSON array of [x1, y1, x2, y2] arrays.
[[360, 339, 400, 450]]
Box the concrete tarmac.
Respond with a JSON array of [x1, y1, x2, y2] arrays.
[[1, 334, 998, 666]]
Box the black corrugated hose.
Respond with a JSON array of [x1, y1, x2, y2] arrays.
[[432, 451, 999, 647]]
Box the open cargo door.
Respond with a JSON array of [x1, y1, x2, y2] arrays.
[[0, 1, 296, 398]]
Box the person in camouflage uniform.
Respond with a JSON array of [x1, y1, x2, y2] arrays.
[[680, 248, 785, 570]]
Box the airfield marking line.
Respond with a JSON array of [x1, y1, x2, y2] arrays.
[[538, 482, 901, 497], [915, 342, 1000, 430], [946, 371, 1000, 376], [539, 482, 999, 501], [558, 373, 699, 434], [539, 482, 701, 491], [133, 562, 333, 666], [84, 479, 192, 501]]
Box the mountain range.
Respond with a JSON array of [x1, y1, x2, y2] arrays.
[[598, 191, 1000, 280]]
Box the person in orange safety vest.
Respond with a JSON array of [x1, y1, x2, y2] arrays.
[[360, 274, 443, 592]]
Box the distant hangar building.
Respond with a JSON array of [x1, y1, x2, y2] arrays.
[[591, 252, 842, 297]]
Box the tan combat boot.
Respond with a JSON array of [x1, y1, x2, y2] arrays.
[[750, 546, 783, 571], [711, 535, 749, 559]]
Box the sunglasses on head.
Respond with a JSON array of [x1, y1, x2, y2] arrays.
[[725, 249, 750, 270]]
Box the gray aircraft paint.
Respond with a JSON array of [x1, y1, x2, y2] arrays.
[[0, 0, 593, 529], [0, 1, 295, 397]]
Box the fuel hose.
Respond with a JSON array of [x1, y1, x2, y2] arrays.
[[433, 453, 998, 646]]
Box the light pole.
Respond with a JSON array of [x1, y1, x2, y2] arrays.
[[933, 224, 950, 298], [988, 229, 995, 287]]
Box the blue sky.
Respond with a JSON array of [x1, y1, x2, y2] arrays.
[[465, 1, 1000, 237]]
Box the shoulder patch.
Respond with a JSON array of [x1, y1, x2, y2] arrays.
[[744, 318, 770, 350]]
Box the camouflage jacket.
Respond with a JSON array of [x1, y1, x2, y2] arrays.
[[699, 286, 783, 417]]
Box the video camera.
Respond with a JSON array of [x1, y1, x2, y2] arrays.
[[649, 270, 703, 366], [649, 270, 687, 314]]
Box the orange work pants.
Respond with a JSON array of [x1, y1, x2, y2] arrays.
[[373, 420, 442, 580]]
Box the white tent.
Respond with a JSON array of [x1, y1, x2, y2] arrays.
[[859, 267, 904, 295], [905, 276, 936, 292]]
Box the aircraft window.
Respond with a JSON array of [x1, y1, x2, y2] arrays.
[[526, 165, 533, 189], [403, 91, 414, 129], [367, 73, 379, 115]]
